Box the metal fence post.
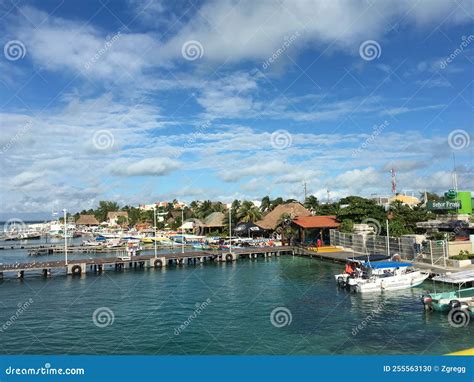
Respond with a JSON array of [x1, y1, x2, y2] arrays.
[[429, 240, 433, 266], [443, 240, 447, 268]]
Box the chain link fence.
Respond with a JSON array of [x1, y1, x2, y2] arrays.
[[330, 230, 447, 266]]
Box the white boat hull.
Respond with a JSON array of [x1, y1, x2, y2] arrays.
[[352, 271, 429, 293]]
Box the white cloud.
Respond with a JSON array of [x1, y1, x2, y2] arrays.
[[160, 0, 473, 63], [110, 158, 180, 176]]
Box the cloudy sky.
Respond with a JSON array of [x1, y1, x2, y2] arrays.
[[0, 0, 473, 218]]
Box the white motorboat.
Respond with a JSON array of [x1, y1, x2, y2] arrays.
[[336, 260, 429, 293]]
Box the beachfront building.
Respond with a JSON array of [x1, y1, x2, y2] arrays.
[[372, 193, 421, 209], [138, 204, 156, 211], [201, 212, 225, 234], [292, 216, 340, 245], [107, 211, 129, 226], [76, 214, 100, 227], [256, 202, 311, 233]]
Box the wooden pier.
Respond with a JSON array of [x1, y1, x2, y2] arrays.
[[0, 246, 295, 279]]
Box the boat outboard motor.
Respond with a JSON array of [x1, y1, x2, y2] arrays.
[[337, 276, 347, 288], [421, 294, 433, 311], [448, 300, 463, 310]]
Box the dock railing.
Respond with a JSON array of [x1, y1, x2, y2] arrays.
[[329, 230, 448, 266]]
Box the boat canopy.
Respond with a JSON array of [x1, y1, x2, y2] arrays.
[[432, 270, 474, 284], [365, 261, 412, 269]]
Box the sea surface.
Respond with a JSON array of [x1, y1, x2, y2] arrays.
[[0, 240, 472, 355]]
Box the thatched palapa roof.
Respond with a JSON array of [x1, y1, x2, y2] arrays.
[[76, 214, 100, 226], [202, 212, 225, 227], [255, 202, 310, 230], [107, 211, 129, 220]]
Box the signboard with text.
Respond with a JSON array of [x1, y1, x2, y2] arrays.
[[427, 200, 462, 210]]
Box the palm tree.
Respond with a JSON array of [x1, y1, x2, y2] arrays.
[[260, 196, 271, 212], [270, 197, 284, 211], [237, 201, 262, 223], [276, 212, 297, 243], [196, 200, 213, 219], [304, 195, 320, 214]]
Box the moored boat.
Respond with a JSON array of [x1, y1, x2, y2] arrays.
[[422, 270, 474, 312], [336, 260, 429, 293]]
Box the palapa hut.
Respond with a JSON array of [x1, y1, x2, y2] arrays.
[[202, 212, 225, 233], [76, 214, 100, 226], [255, 202, 311, 231]]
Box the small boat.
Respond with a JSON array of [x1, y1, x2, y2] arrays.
[[336, 260, 429, 293], [82, 240, 103, 247], [422, 270, 474, 312], [352, 253, 390, 262]]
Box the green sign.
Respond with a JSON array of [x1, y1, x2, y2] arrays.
[[427, 200, 462, 210], [444, 189, 457, 200]]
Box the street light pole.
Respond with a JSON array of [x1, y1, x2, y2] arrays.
[[181, 208, 185, 254], [63, 209, 68, 266], [153, 207, 157, 259], [229, 206, 232, 253]]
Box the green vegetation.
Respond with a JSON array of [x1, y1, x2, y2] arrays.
[[73, 194, 437, 238], [450, 250, 474, 261]]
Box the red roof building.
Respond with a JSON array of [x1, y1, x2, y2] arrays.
[[292, 216, 339, 229], [292, 216, 339, 245]]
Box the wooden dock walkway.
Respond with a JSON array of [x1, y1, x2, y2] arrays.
[[0, 246, 295, 278]]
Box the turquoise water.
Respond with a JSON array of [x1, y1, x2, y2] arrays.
[[0, 255, 472, 355]]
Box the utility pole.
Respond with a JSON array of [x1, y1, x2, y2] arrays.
[[63, 209, 68, 266], [153, 207, 157, 259], [452, 153, 458, 191], [229, 206, 232, 253], [303, 181, 307, 202], [386, 219, 390, 256], [181, 208, 185, 254]]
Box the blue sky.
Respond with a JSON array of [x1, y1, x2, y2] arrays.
[[0, 0, 473, 217]]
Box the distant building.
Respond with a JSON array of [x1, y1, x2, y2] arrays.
[[372, 194, 420, 209], [173, 201, 187, 209], [138, 204, 156, 211], [76, 214, 99, 226], [107, 211, 129, 226]]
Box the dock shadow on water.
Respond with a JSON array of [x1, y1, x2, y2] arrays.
[[0, 256, 472, 355]]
